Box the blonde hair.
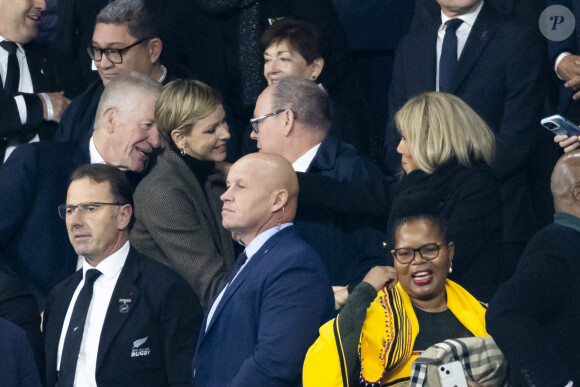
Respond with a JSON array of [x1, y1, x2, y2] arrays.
[[395, 92, 495, 174], [155, 79, 222, 146]]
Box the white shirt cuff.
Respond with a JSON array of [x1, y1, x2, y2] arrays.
[[564, 381, 573, 387], [555, 52, 572, 80], [14, 95, 27, 125]]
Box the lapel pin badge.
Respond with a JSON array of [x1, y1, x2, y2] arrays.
[[480, 31, 489, 40], [119, 298, 131, 313]]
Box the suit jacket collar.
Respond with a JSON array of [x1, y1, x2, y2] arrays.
[[410, 19, 440, 91], [45, 269, 84, 383], [308, 134, 340, 173], [23, 43, 51, 93], [447, 3, 499, 93], [200, 227, 294, 340], [96, 246, 142, 370], [71, 134, 91, 167]]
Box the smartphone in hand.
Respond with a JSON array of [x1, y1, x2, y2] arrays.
[[438, 361, 468, 387], [541, 114, 580, 136]]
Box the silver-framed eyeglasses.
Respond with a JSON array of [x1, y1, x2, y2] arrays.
[[390, 243, 441, 264], [58, 202, 127, 219], [87, 37, 152, 64], [250, 109, 286, 133]]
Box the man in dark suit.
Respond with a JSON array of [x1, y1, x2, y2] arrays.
[[43, 164, 201, 386], [193, 153, 334, 386], [385, 0, 546, 277], [53, 0, 189, 144], [250, 75, 386, 297], [0, 317, 43, 387], [550, 0, 580, 152], [487, 150, 580, 386], [0, 72, 161, 307], [0, 0, 70, 163]]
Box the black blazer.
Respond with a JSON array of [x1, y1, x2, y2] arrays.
[[44, 246, 203, 387], [385, 3, 546, 249], [294, 135, 387, 286], [486, 222, 580, 386], [0, 140, 89, 305], [0, 43, 63, 144]]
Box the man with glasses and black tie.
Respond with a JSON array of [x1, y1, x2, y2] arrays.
[[0, 0, 71, 164], [53, 0, 190, 144], [43, 163, 201, 387]]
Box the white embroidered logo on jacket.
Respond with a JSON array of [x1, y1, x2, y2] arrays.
[[131, 336, 151, 357]]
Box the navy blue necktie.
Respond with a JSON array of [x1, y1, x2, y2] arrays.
[[439, 18, 463, 93], [228, 251, 248, 282], [0, 41, 20, 94], [58, 269, 102, 387]]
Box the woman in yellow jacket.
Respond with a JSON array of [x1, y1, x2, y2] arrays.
[[303, 196, 488, 386]]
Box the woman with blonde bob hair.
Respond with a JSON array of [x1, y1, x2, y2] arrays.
[[131, 79, 235, 310], [396, 92, 495, 175], [391, 92, 502, 301]]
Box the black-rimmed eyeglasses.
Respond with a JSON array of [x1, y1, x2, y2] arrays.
[[87, 37, 152, 64], [58, 202, 127, 219], [390, 243, 442, 264], [250, 109, 286, 133]]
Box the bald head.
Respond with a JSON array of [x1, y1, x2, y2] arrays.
[[551, 150, 580, 216], [221, 153, 298, 245]]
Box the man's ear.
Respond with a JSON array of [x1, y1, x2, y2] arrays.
[[117, 204, 133, 231], [148, 38, 162, 64], [572, 183, 580, 206], [281, 110, 295, 137], [103, 107, 117, 134], [271, 189, 288, 213]]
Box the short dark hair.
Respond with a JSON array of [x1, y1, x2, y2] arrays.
[[260, 18, 325, 64], [388, 189, 449, 245], [96, 0, 161, 41], [70, 164, 134, 210]]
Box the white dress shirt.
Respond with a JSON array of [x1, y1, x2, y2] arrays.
[[1, 35, 38, 162], [57, 241, 130, 387], [205, 223, 293, 331], [436, 1, 484, 91], [89, 136, 107, 165], [292, 143, 321, 172]]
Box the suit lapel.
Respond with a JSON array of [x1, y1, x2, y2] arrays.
[[24, 44, 49, 93], [45, 271, 83, 380], [96, 248, 141, 371], [201, 229, 287, 339], [448, 4, 497, 93], [410, 22, 439, 92], [307, 135, 337, 173]]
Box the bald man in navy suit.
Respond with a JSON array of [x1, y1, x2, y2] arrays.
[[193, 153, 334, 386]]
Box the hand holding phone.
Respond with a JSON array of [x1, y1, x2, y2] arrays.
[[438, 361, 468, 387], [541, 115, 580, 136]]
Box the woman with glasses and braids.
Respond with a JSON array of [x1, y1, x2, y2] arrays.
[[303, 192, 489, 386], [130, 79, 235, 310]]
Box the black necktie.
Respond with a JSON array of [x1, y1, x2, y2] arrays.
[[439, 18, 463, 93], [58, 269, 102, 387], [0, 41, 20, 94]]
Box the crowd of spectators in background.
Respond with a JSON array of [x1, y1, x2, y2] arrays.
[[0, 0, 579, 385]]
